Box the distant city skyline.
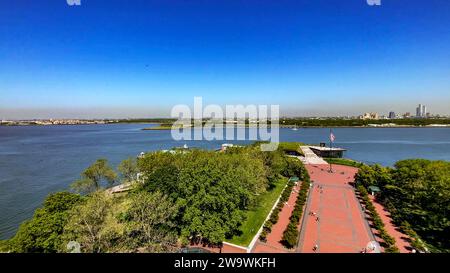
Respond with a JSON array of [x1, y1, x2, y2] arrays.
[[1, 1, 450, 119], [2, 102, 449, 120]]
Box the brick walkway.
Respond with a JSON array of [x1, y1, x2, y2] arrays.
[[298, 164, 375, 253], [252, 183, 302, 253], [369, 195, 413, 253]]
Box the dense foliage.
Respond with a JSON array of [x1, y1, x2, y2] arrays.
[[137, 145, 294, 244], [356, 185, 399, 253], [70, 158, 117, 194], [354, 159, 450, 252], [259, 158, 308, 243], [5, 192, 81, 253], [118, 157, 139, 183], [3, 143, 307, 252], [61, 191, 178, 253]]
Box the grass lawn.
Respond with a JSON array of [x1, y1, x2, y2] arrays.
[[324, 157, 363, 168], [226, 177, 288, 247], [278, 142, 305, 156]]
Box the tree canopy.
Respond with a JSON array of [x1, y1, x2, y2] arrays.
[[137, 147, 271, 244], [118, 157, 138, 183], [2, 143, 335, 252], [70, 158, 117, 194], [354, 159, 450, 252], [6, 192, 81, 253]]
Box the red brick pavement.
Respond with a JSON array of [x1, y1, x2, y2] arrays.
[[252, 183, 302, 253], [298, 164, 375, 253], [369, 195, 412, 253]]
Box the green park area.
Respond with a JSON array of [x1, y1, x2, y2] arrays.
[[324, 157, 363, 168], [1, 143, 305, 253], [226, 177, 287, 247], [2, 141, 447, 253]]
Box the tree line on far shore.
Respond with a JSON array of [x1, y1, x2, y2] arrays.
[[119, 117, 450, 127], [281, 118, 450, 127]]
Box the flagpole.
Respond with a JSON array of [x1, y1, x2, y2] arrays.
[[329, 128, 333, 173]]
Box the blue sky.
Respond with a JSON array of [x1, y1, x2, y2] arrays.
[[1, 0, 449, 118]]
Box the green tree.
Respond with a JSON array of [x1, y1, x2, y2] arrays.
[[355, 159, 450, 252], [71, 159, 117, 194], [354, 164, 377, 188], [138, 148, 269, 244], [282, 223, 298, 248], [61, 191, 122, 253], [123, 191, 178, 252], [118, 157, 138, 183], [283, 157, 304, 178], [6, 192, 81, 253]]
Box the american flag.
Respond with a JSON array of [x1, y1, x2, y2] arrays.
[[330, 132, 335, 142]]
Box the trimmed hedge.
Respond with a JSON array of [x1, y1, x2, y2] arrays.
[[382, 200, 430, 253], [398, 221, 429, 253], [259, 179, 296, 242], [357, 185, 399, 253], [281, 169, 311, 248]]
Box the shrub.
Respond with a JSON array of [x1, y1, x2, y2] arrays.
[[281, 223, 298, 248], [259, 176, 297, 240], [357, 185, 398, 253], [259, 230, 267, 242], [281, 167, 311, 249]]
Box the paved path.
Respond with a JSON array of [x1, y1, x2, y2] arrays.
[[252, 183, 302, 253], [298, 164, 375, 253], [369, 195, 413, 253], [299, 146, 328, 165]]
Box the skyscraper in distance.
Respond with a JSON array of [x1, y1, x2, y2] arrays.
[[416, 104, 423, 117]]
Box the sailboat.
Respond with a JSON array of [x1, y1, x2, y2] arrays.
[[292, 125, 299, 131]]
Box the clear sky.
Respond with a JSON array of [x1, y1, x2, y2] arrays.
[[1, 0, 449, 119]]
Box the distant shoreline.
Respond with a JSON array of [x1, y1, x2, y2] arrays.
[[2, 123, 450, 129], [141, 124, 450, 130]]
